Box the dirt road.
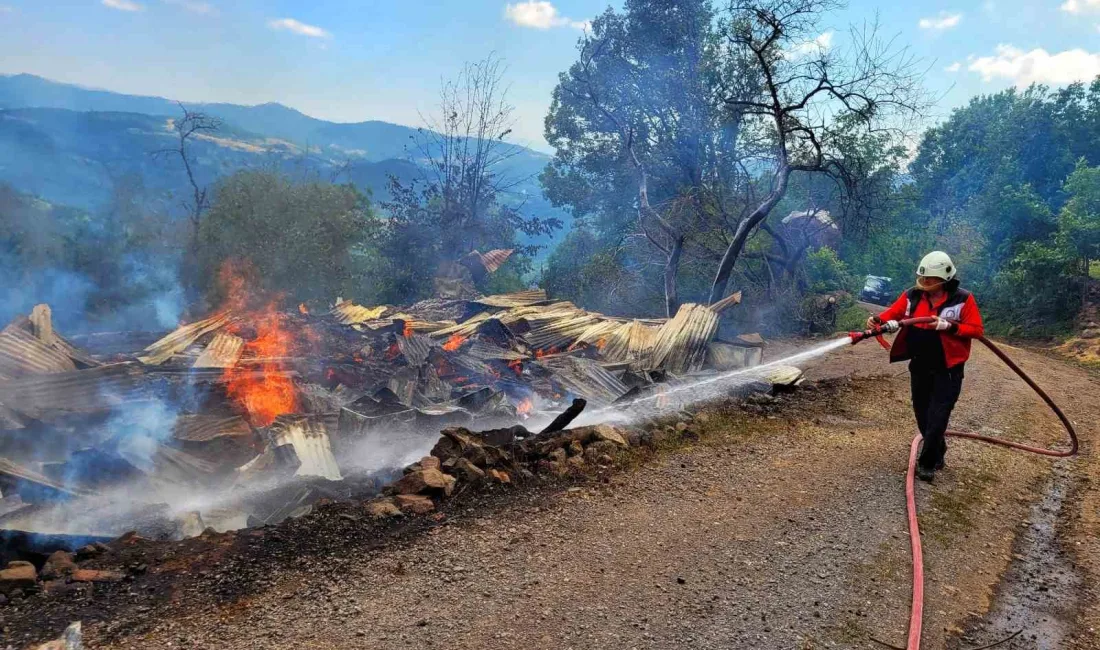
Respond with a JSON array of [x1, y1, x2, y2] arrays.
[[18, 336, 1100, 649]]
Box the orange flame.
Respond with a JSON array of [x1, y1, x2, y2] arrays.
[[298, 303, 309, 315], [224, 307, 299, 427], [442, 334, 466, 352], [595, 337, 608, 350], [403, 322, 414, 338], [218, 259, 254, 313], [516, 397, 533, 416], [534, 346, 559, 359], [385, 341, 401, 361], [508, 359, 522, 376], [217, 260, 299, 427]]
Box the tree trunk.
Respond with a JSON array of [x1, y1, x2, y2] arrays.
[[1084, 256, 1090, 313], [707, 167, 791, 305], [665, 235, 685, 318]]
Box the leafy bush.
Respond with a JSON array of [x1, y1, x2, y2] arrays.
[[804, 247, 856, 294], [985, 241, 1080, 336]]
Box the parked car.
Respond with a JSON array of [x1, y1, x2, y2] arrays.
[[860, 275, 893, 306]]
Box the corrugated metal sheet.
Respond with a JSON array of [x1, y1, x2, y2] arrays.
[[173, 414, 252, 443], [478, 248, 514, 273], [193, 332, 244, 368], [525, 314, 602, 352], [601, 320, 660, 363], [646, 303, 720, 374], [270, 416, 342, 480], [396, 333, 433, 366], [0, 325, 77, 377], [330, 301, 388, 325], [138, 312, 232, 365], [464, 340, 527, 361], [0, 403, 25, 430], [543, 357, 630, 405], [53, 336, 101, 368], [0, 363, 142, 420], [499, 302, 583, 330], [429, 312, 491, 339], [470, 289, 549, 309], [0, 457, 95, 499], [146, 445, 220, 485], [386, 314, 454, 334]]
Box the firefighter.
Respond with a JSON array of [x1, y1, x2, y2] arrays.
[[866, 251, 985, 482]]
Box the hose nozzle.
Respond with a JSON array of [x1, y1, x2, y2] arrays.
[[848, 326, 891, 350]]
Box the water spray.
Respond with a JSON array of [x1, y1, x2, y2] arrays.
[[848, 317, 1078, 650]]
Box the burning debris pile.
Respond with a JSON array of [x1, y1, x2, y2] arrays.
[[0, 276, 767, 563]]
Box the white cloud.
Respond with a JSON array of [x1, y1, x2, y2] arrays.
[[792, 31, 834, 56], [1061, 0, 1100, 13], [504, 1, 587, 30], [268, 18, 331, 39], [945, 62, 961, 72], [102, 0, 144, 11], [918, 12, 962, 30], [163, 0, 216, 15], [968, 44, 1100, 85]]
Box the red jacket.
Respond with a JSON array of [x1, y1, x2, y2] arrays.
[[876, 288, 984, 368]]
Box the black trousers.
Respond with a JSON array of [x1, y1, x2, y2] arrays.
[[909, 363, 965, 470]]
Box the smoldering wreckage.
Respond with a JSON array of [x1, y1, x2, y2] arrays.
[[0, 251, 807, 643]]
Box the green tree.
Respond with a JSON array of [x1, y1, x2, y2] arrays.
[[1059, 159, 1100, 307], [197, 170, 376, 307], [543, 0, 728, 315]]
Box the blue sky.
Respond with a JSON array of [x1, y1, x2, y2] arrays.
[[1, 0, 1099, 152]]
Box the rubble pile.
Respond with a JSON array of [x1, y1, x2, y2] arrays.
[[0, 283, 770, 564]]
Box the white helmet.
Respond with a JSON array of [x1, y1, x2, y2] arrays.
[[916, 251, 956, 281]]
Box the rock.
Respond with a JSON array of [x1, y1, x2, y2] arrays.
[[567, 455, 586, 470], [75, 545, 101, 561], [452, 457, 486, 482], [393, 468, 457, 497], [1081, 328, 1100, 340], [597, 454, 615, 466], [0, 562, 37, 594], [675, 422, 689, 433], [366, 498, 403, 519], [592, 424, 629, 447], [34, 621, 82, 650], [40, 551, 77, 580], [115, 531, 144, 546], [71, 569, 124, 583], [394, 494, 435, 515], [487, 469, 511, 484], [567, 439, 584, 457], [420, 456, 442, 471], [548, 447, 567, 463], [583, 446, 600, 463], [587, 440, 622, 458]]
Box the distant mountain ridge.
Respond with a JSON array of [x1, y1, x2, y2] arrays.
[[0, 74, 443, 161], [0, 73, 564, 252]]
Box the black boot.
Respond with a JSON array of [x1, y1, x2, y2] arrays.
[[935, 459, 945, 471], [915, 465, 935, 482]]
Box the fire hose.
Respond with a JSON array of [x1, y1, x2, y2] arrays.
[[848, 316, 1079, 650]]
